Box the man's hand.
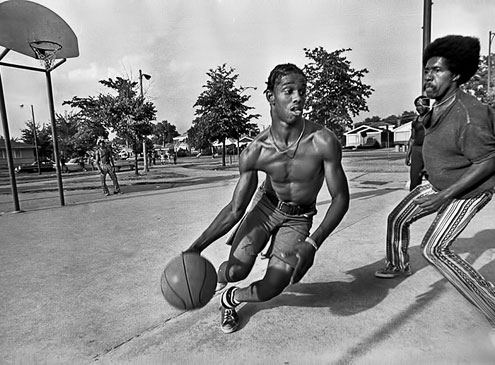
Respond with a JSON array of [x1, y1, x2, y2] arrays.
[[290, 240, 316, 284], [414, 191, 450, 213], [405, 155, 411, 166]]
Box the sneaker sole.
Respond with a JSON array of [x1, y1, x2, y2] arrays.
[[375, 270, 412, 279], [221, 323, 239, 334]]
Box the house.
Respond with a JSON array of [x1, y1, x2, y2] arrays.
[[393, 121, 412, 146], [238, 135, 254, 147], [0, 139, 35, 169], [212, 135, 254, 154], [172, 134, 191, 153], [343, 125, 394, 148]]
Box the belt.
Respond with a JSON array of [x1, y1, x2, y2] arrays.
[[264, 191, 315, 216]]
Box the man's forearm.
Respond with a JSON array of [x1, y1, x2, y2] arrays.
[[308, 194, 349, 248], [187, 203, 244, 252], [406, 139, 413, 159]]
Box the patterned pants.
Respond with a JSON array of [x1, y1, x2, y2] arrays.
[[100, 164, 120, 194], [385, 182, 495, 325]]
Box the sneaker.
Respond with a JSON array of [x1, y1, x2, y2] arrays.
[[375, 264, 412, 279], [104, 192, 110, 197], [220, 307, 239, 334], [114, 191, 123, 195]]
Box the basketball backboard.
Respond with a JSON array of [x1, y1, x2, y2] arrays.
[[0, 0, 79, 60]]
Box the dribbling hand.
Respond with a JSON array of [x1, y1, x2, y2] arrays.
[[290, 241, 316, 284]]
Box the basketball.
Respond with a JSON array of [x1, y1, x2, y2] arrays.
[[161, 252, 218, 310]]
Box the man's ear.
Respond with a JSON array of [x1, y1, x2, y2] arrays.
[[266, 90, 275, 104]]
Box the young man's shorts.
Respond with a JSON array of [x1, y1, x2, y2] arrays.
[[226, 187, 317, 268]]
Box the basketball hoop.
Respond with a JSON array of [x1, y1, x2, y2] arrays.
[[29, 40, 62, 70]]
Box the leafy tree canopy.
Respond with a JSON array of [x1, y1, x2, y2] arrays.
[[303, 47, 374, 139], [19, 122, 53, 161], [152, 120, 180, 146], [63, 77, 157, 149], [462, 55, 495, 108], [190, 64, 260, 165]]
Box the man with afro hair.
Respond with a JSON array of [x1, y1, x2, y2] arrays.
[[375, 35, 495, 346]]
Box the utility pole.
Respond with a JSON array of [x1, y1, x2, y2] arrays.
[[139, 69, 151, 173], [30, 105, 41, 175], [20, 103, 41, 174], [422, 0, 432, 93], [488, 31, 495, 93]]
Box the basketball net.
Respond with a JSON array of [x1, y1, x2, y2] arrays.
[[29, 41, 62, 70]]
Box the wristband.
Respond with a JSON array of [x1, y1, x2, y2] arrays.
[[305, 237, 318, 251]]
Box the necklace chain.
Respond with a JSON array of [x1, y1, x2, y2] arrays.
[[269, 120, 306, 158]]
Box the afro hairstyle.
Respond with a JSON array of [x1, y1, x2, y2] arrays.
[[423, 35, 480, 85]]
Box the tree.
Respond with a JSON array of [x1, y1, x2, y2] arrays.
[[152, 120, 179, 146], [20, 121, 53, 161], [64, 76, 157, 175], [188, 116, 214, 154], [303, 47, 374, 140], [68, 111, 107, 158], [462, 55, 495, 108], [192, 64, 260, 166], [54, 111, 80, 158], [98, 77, 156, 174]]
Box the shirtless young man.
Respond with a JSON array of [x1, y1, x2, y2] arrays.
[[186, 63, 350, 333]]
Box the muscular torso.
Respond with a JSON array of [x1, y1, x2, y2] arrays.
[[243, 120, 329, 205]]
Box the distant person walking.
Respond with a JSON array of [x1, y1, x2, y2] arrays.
[[406, 95, 429, 190], [60, 155, 68, 173], [95, 138, 122, 196], [375, 35, 495, 346], [87, 153, 96, 171]]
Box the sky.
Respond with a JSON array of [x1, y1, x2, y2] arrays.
[[1, 0, 495, 139]]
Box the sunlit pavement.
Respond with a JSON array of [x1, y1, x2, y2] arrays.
[[1, 153, 494, 364]]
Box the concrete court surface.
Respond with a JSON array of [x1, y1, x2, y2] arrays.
[[1, 169, 495, 364]]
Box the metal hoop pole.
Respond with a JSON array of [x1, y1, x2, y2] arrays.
[[0, 69, 21, 212], [45, 70, 65, 206], [30, 105, 41, 175]]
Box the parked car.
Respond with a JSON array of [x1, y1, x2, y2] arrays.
[[64, 157, 87, 172], [15, 160, 55, 173]]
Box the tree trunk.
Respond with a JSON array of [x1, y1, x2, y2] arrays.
[[133, 138, 139, 175], [237, 138, 240, 162], [222, 139, 226, 167]]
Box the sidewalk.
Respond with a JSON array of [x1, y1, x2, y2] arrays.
[[1, 158, 494, 364]]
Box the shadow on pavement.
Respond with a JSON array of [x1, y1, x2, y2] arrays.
[[237, 229, 495, 362], [239, 246, 427, 320]]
